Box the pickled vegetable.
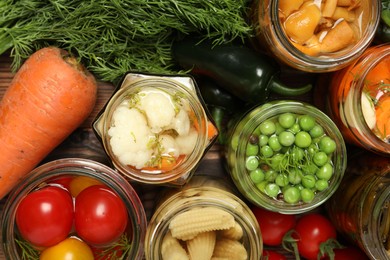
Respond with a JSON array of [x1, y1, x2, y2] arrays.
[[280, 0, 369, 56]]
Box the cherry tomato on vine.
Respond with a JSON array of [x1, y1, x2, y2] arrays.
[[40, 237, 94, 260], [262, 249, 287, 260], [75, 185, 128, 246], [15, 186, 73, 248], [251, 206, 296, 246], [292, 213, 337, 260]]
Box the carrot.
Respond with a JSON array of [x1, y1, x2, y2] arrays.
[[0, 47, 97, 199]]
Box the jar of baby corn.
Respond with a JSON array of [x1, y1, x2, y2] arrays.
[[144, 175, 262, 260], [251, 0, 380, 72]]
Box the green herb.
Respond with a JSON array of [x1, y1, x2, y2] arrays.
[[382, 0, 390, 27], [0, 0, 253, 83], [15, 238, 39, 260]]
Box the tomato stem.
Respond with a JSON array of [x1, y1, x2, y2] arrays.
[[281, 230, 301, 260]]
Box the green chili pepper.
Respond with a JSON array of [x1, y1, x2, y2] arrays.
[[173, 39, 312, 104]]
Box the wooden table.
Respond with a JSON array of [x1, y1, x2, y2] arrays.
[[0, 53, 319, 259]]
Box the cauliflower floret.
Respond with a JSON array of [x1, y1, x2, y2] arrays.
[[170, 108, 191, 136], [139, 90, 176, 133], [108, 105, 154, 168], [159, 134, 180, 158], [176, 129, 199, 154]]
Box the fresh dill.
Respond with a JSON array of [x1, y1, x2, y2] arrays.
[[0, 0, 254, 83]]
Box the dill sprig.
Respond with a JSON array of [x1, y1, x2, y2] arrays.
[[0, 0, 254, 83]]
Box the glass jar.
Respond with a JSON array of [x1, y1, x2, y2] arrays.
[[93, 72, 217, 186], [251, 0, 380, 72], [1, 158, 147, 260], [326, 150, 390, 259], [144, 175, 262, 260], [315, 44, 390, 156], [225, 100, 347, 214]]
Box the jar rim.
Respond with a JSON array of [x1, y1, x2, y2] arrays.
[[99, 77, 211, 184], [228, 100, 347, 214]]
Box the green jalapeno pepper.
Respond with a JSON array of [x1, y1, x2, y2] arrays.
[[375, 0, 390, 43], [172, 39, 312, 104]]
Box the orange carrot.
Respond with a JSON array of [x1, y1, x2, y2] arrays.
[[0, 47, 97, 199]]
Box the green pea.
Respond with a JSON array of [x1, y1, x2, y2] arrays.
[[288, 168, 302, 185], [315, 179, 329, 191], [288, 123, 301, 134], [245, 156, 259, 171], [283, 186, 300, 204], [299, 115, 316, 131], [300, 188, 315, 203], [260, 145, 274, 158], [313, 151, 328, 167], [319, 136, 337, 154], [275, 122, 285, 135], [246, 143, 259, 156], [278, 131, 295, 147], [275, 173, 289, 187], [302, 174, 316, 188], [259, 120, 276, 135], [309, 124, 324, 138], [250, 169, 265, 184], [265, 183, 280, 197], [278, 113, 296, 128], [265, 169, 277, 182], [295, 131, 312, 148], [268, 135, 282, 152], [256, 180, 268, 193], [316, 163, 333, 181], [271, 153, 288, 171], [301, 162, 319, 175], [259, 135, 269, 146], [290, 147, 304, 164]]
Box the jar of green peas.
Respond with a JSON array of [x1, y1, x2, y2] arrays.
[[225, 100, 347, 214]]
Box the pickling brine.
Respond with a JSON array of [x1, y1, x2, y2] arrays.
[[93, 72, 218, 185], [252, 0, 380, 72], [317, 44, 390, 156]]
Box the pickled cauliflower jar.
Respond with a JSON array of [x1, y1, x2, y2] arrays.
[[316, 44, 390, 156], [225, 101, 347, 214], [93, 72, 218, 185], [1, 158, 147, 260], [144, 175, 262, 260], [252, 0, 380, 72], [326, 150, 390, 259]]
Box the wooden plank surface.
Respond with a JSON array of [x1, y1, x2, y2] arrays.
[[0, 53, 313, 259]]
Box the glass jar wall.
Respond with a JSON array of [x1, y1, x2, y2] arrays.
[[326, 150, 390, 259]]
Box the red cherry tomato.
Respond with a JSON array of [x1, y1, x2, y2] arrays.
[[262, 249, 287, 260], [251, 207, 296, 246], [15, 186, 74, 248], [292, 213, 337, 260], [332, 246, 369, 260], [74, 185, 128, 246]]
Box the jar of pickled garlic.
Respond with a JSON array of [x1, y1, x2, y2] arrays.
[[93, 72, 218, 186], [252, 0, 380, 72], [326, 150, 390, 259], [144, 175, 263, 260], [225, 100, 347, 214], [315, 44, 390, 156], [1, 158, 147, 260]]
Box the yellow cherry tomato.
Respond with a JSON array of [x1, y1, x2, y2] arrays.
[[40, 237, 94, 260], [69, 176, 103, 197]]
